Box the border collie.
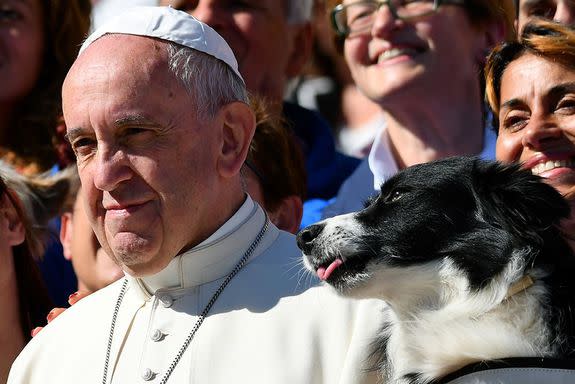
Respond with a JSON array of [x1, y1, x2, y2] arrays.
[[297, 157, 575, 383]]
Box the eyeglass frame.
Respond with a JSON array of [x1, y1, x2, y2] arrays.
[[331, 0, 466, 38]]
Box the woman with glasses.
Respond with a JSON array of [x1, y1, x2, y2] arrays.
[[0, 164, 70, 383], [322, 0, 515, 217]]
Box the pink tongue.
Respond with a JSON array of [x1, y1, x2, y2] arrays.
[[317, 259, 343, 281]]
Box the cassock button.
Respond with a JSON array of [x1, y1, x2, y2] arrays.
[[142, 368, 155, 381], [159, 294, 174, 308], [151, 329, 164, 342]]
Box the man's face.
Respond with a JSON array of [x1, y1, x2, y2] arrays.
[[517, 0, 575, 32], [62, 35, 223, 276], [160, 0, 305, 101]]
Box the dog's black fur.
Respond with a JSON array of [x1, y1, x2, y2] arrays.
[[297, 157, 575, 383]]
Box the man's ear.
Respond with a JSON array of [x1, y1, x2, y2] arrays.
[[60, 212, 73, 261], [217, 101, 256, 178], [2, 195, 25, 247], [286, 23, 313, 78], [268, 195, 303, 235]]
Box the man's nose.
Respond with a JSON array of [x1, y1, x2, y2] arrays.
[[93, 148, 132, 192], [185, 1, 224, 31], [554, 1, 575, 25]]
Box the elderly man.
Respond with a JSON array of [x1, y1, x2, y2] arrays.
[[8, 7, 382, 384], [160, 0, 360, 202], [516, 0, 575, 31]]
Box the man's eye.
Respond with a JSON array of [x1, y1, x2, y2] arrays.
[[0, 7, 22, 22], [71, 137, 96, 153], [526, 5, 555, 18]]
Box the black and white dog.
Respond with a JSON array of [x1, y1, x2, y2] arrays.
[[297, 157, 575, 383]]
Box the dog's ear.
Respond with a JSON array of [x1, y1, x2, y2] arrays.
[[472, 159, 570, 237]]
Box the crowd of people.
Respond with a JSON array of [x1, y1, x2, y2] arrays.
[[2, 0, 575, 382]]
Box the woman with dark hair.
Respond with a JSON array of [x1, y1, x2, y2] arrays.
[[0, 163, 72, 383], [486, 19, 575, 253], [0, 0, 91, 174]]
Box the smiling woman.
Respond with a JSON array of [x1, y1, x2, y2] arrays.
[[486, 19, 575, 250], [321, 0, 515, 217], [0, 0, 90, 174]]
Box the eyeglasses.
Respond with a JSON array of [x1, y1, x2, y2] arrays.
[[331, 0, 466, 37]]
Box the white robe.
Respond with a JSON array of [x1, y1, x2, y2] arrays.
[[9, 196, 385, 384]]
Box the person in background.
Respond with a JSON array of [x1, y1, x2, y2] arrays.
[[11, 8, 383, 383], [486, 19, 575, 253], [321, 0, 514, 218], [0, 162, 70, 383], [516, 0, 575, 32], [0, 0, 91, 173], [159, 0, 360, 203], [287, 0, 384, 159], [0, 0, 92, 307], [244, 97, 307, 234]]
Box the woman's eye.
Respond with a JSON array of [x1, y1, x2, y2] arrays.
[[502, 114, 528, 133], [556, 98, 575, 114]]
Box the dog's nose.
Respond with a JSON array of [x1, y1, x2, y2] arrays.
[[297, 223, 325, 254]]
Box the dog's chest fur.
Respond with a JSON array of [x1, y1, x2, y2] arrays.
[[381, 284, 554, 384]]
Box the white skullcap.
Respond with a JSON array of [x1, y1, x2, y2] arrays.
[[80, 6, 244, 83]]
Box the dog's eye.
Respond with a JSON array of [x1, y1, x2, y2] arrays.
[[386, 190, 404, 203]]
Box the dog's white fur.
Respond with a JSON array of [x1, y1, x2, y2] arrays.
[[313, 215, 555, 384]]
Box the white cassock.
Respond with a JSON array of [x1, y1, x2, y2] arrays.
[[9, 196, 386, 384]]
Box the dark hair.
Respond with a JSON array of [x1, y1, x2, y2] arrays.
[[5, 0, 91, 172], [485, 19, 575, 130], [245, 97, 307, 213], [0, 176, 53, 341]]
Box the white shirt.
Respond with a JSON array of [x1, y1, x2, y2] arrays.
[[323, 124, 497, 218], [9, 196, 385, 384]]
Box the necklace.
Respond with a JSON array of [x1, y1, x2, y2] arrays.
[[102, 218, 269, 384]]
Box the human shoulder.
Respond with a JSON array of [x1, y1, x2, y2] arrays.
[[322, 159, 376, 218]]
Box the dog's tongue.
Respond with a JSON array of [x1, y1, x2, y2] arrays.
[[317, 259, 343, 281]]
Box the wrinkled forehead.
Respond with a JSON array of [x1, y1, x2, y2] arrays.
[[66, 34, 173, 88]]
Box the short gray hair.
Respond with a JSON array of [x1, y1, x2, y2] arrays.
[[166, 42, 248, 120], [286, 0, 314, 24]]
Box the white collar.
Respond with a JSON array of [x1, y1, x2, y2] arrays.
[[130, 195, 268, 297], [368, 125, 398, 192], [367, 123, 496, 192]]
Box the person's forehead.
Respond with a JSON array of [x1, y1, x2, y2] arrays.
[[72, 35, 170, 77], [162, 0, 288, 16]]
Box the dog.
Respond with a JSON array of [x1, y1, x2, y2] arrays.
[[297, 157, 575, 383]]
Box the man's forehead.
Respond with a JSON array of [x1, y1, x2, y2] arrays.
[[160, 0, 289, 17]]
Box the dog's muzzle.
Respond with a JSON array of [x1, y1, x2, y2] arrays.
[[296, 222, 326, 254]]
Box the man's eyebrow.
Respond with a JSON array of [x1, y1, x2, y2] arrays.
[[65, 127, 91, 143], [113, 115, 159, 127], [521, 0, 549, 8]]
